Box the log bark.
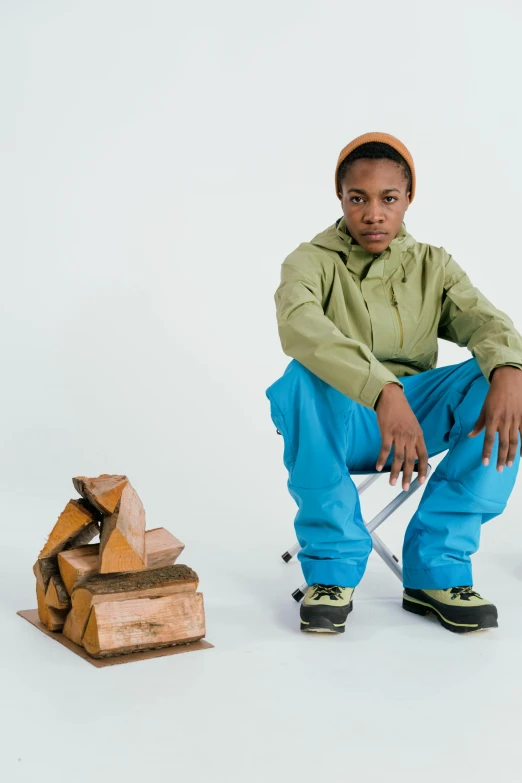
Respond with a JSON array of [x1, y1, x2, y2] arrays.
[[69, 521, 100, 547], [33, 557, 59, 592], [38, 499, 98, 560], [82, 592, 206, 658], [98, 482, 146, 573], [45, 574, 71, 610], [58, 528, 184, 593], [67, 564, 198, 645], [72, 474, 128, 515]]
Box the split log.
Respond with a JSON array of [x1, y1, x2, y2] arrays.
[[72, 474, 128, 515], [58, 528, 184, 593], [62, 608, 84, 647], [33, 557, 59, 592], [45, 574, 71, 611], [98, 482, 146, 573], [82, 592, 206, 658], [38, 499, 98, 560], [64, 564, 198, 646], [47, 606, 68, 632], [36, 583, 49, 626], [36, 584, 67, 631], [69, 521, 100, 547]]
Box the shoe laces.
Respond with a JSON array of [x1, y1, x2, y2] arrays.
[[311, 584, 344, 601], [446, 586, 482, 601]]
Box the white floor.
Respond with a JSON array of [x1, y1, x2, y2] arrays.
[[3, 473, 522, 783]]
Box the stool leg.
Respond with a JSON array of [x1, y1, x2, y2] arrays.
[[366, 464, 432, 534], [292, 582, 308, 603], [371, 532, 402, 580], [281, 541, 301, 562]]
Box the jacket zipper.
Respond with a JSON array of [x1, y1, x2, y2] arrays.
[[390, 284, 404, 349]]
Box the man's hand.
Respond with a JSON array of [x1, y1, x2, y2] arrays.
[[375, 383, 429, 491], [468, 365, 522, 470]]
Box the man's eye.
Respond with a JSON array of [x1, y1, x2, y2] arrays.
[[350, 197, 363, 203], [385, 196, 397, 203]]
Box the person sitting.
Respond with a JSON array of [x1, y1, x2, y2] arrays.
[[266, 131, 522, 635]]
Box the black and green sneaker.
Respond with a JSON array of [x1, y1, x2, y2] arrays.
[[403, 586, 498, 633], [300, 584, 354, 634]]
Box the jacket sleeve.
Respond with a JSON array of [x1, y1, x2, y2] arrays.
[[274, 252, 403, 410], [438, 251, 522, 380]]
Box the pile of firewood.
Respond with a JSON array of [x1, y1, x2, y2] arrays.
[[33, 474, 206, 658]]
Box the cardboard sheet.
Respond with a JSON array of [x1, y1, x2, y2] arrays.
[[17, 609, 214, 668]]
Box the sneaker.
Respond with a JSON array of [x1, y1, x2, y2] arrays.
[[403, 586, 498, 633], [300, 584, 354, 634]]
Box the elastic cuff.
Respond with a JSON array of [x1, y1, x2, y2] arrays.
[[299, 558, 367, 588], [402, 562, 473, 590]]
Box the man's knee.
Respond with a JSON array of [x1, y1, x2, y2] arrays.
[[267, 360, 352, 419]]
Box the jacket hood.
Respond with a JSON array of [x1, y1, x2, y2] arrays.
[[309, 215, 417, 280]]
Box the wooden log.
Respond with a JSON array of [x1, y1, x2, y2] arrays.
[[98, 482, 146, 574], [45, 574, 71, 611], [33, 557, 59, 592], [67, 564, 198, 646], [33, 522, 98, 593], [69, 521, 100, 547], [36, 583, 67, 631], [38, 499, 98, 560], [82, 592, 206, 658], [58, 528, 184, 593], [62, 608, 84, 646], [47, 606, 68, 632], [72, 474, 128, 515], [36, 583, 49, 626]]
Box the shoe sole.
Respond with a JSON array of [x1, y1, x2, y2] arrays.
[[300, 602, 353, 634], [402, 595, 498, 633]]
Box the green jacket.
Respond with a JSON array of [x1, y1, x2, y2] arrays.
[[274, 215, 522, 410]]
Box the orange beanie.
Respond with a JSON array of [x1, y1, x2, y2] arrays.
[[335, 131, 416, 203]]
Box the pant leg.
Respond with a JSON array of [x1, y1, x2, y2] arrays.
[[401, 357, 521, 588], [265, 359, 379, 587]]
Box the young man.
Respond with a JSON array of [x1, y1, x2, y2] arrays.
[[266, 131, 522, 635]]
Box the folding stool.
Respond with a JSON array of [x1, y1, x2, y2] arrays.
[[275, 425, 433, 602]]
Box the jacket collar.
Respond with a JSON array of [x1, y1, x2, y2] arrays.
[[333, 216, 416, 279]]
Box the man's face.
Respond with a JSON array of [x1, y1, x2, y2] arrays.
[[339, 158, 410, 253]]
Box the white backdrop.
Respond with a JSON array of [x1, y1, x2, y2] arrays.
[[2, 2, 522, 781]]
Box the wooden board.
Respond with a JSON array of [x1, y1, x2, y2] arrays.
[[99, 482, 146, 573], [82, 592, 206, 657], [38, 500, 98, 560], [18, 609, 213, 668], [72, 474, 128, 515], [58, 527, 184, 593]]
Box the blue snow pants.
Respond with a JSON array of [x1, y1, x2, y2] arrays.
[[265, 357, 520, 589]]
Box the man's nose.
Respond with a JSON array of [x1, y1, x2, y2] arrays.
[[363, 199, 385, 222]]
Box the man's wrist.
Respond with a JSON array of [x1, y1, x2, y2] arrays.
[[375, 381, 403, 409], [490, 364, 522, 381]]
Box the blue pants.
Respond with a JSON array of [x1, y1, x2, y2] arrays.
[[265, 357, 520, 589]]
